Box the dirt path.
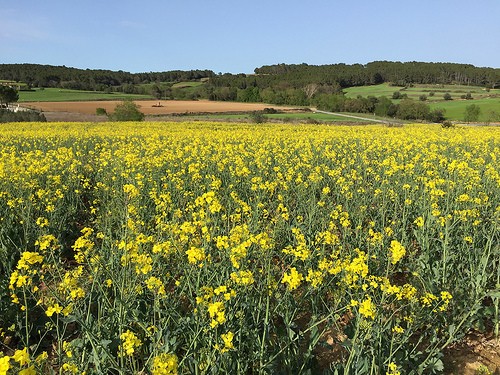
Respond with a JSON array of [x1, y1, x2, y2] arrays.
[[313, 109, 392, 124]]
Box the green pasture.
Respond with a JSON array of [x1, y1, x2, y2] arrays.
[[18, 88, 151, 102], [429, 97, 500, 122], [344, 83, 500, 121], [343, 83, 397, 97], [171, 81, 205, 88], [344, 83, 498, 101]]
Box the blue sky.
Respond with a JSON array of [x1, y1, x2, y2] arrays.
[[2, 0, 499, 73]]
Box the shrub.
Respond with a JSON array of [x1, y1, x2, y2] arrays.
[[248, 111, 267, 123], [443, 92, 452, 100], [441, 120, 454, 128], [427, 108, 446, 123], [392, 91, 402, 99], [96, 107, 107, 116], [263, 108, 278, 114], [109, 100, 144, 121]]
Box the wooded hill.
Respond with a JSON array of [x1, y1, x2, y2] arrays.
[[252, 61, 500, 88], [0, 63, 215, 91], [2, 62, 499, 122], [2, 61, 498, 93], [205, 62, 500, 106]]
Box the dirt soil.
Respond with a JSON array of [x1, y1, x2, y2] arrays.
[[443, 332, 500, 374], [22, 100, 295, 116]]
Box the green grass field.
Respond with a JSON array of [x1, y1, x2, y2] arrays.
[[429, 97, 500, 122], [18, 88, 151, 102], [344, 83, 500, 121], [171, 81, 205, 88], [344, 83, 498, 100]]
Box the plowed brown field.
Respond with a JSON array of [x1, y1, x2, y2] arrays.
[[22, 100, 295, 115]]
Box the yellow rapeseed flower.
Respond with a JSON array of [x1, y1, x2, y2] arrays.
[[13, 348, 30, 366], [152, 353, 178, 375], [281, 267, 303, 291], [359, 297, 376, 319], [389, 240, 406, 265], [119, 330, 142, 356]]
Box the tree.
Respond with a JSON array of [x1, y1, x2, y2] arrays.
[[427, 108, 446, 123], [150, 84, 163, 100], [374, 96, 395, 117], [464, 104, 481, 123], [485, 110, 499, 125], [0, 85, 19, 108], [396, 99, 430, 120], [303, 83, 319, 99], [110, 101, 144, 121]]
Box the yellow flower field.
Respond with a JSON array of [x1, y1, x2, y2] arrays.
[[0, 122, 498, 374]]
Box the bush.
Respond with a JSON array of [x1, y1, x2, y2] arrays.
[[96, 107, 107, 116], [109, 101, 144, 121], [419, 95, 427, 101], [392, 91, 402, 99], [427, 108, 446, 123], [248, 111, 267, 124], [441, 120, 454, 128], [263, 108, 278, 114], [443, 92, 452, 100]]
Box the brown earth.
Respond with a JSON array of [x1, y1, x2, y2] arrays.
[[22, 100, 296, 116], [443, 332, 500, 375]]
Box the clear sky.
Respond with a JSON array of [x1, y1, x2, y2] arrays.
[[2, 0, 499, 74]]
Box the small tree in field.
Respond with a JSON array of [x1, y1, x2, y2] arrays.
[[0, 86, 19, 107], [110, 100, 144, 121], [464, 104, 481, 123]]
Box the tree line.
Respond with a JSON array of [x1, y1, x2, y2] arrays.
[[251, 61, 500, 88], [0, 64, 215, 92]]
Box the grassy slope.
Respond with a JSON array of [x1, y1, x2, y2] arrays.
[[18, 88, 151, 102], [344, 83, 500, 121], [171, 81, 204, 88]]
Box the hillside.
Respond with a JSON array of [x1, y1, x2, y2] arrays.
[[2, 62, 500, 122]]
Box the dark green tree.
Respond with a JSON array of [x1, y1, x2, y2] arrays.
[[427, 108, 446, 123], [374, 96, 394, 117], [0, 85, 19, 107], [110, 101, 145, 121]]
